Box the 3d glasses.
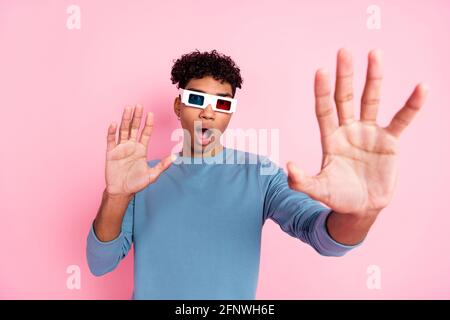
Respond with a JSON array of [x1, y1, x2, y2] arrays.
[[179, 89, 237, 114]]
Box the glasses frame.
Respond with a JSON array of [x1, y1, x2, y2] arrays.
[[179, 89, 237, 114]]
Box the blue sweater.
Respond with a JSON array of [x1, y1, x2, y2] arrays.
[[86, 147, 360, 299]]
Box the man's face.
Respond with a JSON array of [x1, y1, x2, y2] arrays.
[[174, 75, 234, 155]]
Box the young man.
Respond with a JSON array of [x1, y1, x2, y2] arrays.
[[86, 49, 428, 299]]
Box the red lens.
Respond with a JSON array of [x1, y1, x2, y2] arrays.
[[216, 99, 231, 111]]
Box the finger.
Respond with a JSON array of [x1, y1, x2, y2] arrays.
[[148, 154, 177, 183], [361, 49, 383, 124], [139, 112, 154, 148], [315, 68, 338, 138], [286, 161, 328, 203], [385, 83, 429, 138], [118, 106, 134, 143], [106, 122, 117, 152], [334, 48, 355, 125], [129, 104, 144, 141]]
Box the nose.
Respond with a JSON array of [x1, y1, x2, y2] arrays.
[[199, 104, 215, 120]]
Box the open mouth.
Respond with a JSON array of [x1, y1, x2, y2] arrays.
[[195, 127, 214, 146]]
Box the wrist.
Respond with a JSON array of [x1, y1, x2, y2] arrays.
[[103, 188, 134, 202], [326, 209, 380, 246], [328, 208, 381, 232]]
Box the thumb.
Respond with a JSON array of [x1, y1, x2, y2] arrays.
[[148, 154, 177, 183], [286, 161, 324, 201]]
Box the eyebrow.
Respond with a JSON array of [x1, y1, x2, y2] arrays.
[[186, 87, 233, 98]]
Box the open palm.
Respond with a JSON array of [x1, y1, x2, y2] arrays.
[[105, 105, 175, 196], [287, 49, 428, 216]]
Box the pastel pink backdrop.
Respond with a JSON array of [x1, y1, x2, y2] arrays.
[[1, 0, 449, 299]]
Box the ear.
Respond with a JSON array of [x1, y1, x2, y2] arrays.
[[174, 96, 181, 118]]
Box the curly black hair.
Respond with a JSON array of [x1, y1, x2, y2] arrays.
[[171, 49, 243, 97]]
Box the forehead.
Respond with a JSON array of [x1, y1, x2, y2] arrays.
[[185, 76, 233, 96]]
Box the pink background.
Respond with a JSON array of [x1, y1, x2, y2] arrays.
[[1, 0, 449, 299]]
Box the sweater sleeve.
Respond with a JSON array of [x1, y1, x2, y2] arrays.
[[86, 194, 135, 276], [259, 158, 362, 257]]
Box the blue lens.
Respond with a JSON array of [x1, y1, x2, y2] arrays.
[[188, 93, 204, 106]]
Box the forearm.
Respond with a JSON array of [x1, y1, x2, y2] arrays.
[[326, 209, 380, 246], [93, 189, 134, 242]]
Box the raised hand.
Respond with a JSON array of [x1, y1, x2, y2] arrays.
[[105, 105, 176, 197], [287, 49, 428, 217]]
